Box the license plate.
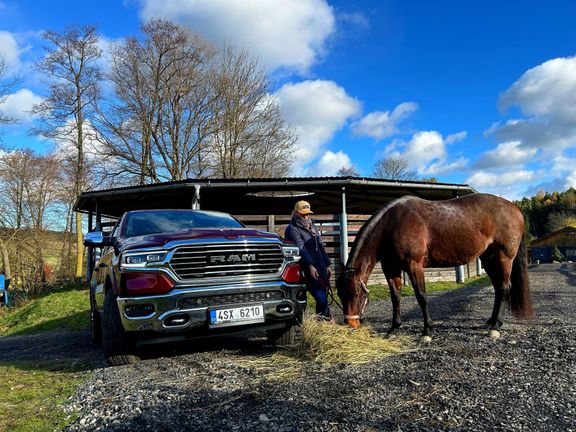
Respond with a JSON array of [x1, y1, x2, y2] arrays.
[[209, 304, 265, 328]]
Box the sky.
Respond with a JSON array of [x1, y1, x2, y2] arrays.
[[1, 0, 576, 200]]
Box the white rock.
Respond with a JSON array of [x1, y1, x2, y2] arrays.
[[488, 330, 501, 339]]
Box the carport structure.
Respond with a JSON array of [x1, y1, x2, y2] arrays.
[[75, 176, 476, 280]]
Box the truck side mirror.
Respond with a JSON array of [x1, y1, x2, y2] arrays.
[[84, 231, 115, 247]]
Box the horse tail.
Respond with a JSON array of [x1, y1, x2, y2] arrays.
[[509, 235, 533, 318]]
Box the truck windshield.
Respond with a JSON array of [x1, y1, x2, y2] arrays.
[[123, 210, 243, 237]]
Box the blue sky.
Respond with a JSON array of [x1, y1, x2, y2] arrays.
[[1, 0, 576, 200]]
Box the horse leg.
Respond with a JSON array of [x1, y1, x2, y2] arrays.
[[384, 268, 403, 335], [407, 263, 433, 338], [481, 255, 513, 331]]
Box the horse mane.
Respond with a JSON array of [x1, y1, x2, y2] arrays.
[[347, 195, 416, 269]]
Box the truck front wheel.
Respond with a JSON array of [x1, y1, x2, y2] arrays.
[[266, 320, 302, 346], [90, 291, 102, 345], [102, 290, 140, 366]]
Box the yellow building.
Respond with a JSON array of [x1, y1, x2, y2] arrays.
[[530, 226, 576, 263]]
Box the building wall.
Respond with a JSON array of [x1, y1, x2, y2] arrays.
[[531, 246, 576, 263], [531, 229, 576, 248], [530, 228, 576, 263]]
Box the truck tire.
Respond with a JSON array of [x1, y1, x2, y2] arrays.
[[102, 290, 140, 366], [90, 292, 102, 345], [266, 321, 302, 346]]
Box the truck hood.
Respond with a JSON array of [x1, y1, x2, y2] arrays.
[[119, 228, 283, 251]]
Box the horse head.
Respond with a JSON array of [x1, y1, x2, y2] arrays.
[[337, 267, 370, 329]]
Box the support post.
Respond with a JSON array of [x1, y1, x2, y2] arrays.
[[456, 265, 465, 283], [339, 187, 349, 266], [95, 199, 102, 231], [192, 184, 201, 210], [86, 210, 94, 282], [267, 215, 275, 233], [476, 257, 482, 276]]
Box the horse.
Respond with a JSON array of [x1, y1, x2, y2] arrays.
[[336, 193, 533, 341]]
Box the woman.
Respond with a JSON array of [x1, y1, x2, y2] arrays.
[[284, 200, 332, 318]]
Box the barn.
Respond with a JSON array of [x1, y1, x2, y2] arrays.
[[530, 226, 576, 263], [75, 176, 478, 284]]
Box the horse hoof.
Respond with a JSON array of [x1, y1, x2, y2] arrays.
[[420, 335, 432, 344], [488, 330, 501, 339]]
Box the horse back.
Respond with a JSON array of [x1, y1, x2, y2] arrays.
[[379, 194, 524, 267]]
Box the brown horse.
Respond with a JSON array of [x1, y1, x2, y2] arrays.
[[337, 193, 533, 340]]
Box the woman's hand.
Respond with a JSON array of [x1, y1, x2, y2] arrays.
[[309, 265, 320, 280]]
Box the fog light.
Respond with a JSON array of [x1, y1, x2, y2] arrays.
[[124, 304, 154, 318]]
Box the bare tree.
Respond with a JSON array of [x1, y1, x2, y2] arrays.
[[372, 157, 418, 180], [209, 45, 295, 178], [0, 150, 63, 295], [32, 25, 102, 281], [337, 166, 360, 177], [96, 19, 216, 184], [0, 56, 21, 126]]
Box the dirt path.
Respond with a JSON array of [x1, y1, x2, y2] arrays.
[[2, 264, 575, 431]]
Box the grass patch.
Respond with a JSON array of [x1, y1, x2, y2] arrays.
[[312, 275, 490, 308], [0, 287, 95, 431], [0, 360, 88, 432], [0, 287, 90, 336], [366, 274, 491, 301]]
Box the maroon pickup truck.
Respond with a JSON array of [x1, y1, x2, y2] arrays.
[[84, 209, 306, 366]]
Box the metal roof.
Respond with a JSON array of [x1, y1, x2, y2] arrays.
[[530, 226, 576, 247], [75, 176, 476, 218]]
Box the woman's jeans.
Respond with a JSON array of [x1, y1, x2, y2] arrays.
[[306, 275, 330, 318]]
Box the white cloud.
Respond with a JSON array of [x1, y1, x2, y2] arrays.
[[96, 35, 122, 73], [0, 89, 42, 122], [499, 56, 576, 122], [489, 56, 576, 157], [275, 80, 360, 173], [309, 150, 352, 176], [0, 31, 20, 68], [445, 131, 467, 144], [351, 102, 418, 140], [566, 171, 576, 189], [52, 119, 107, 163], [138, 0, 336, 73], [386, 130, 468, 175], [466, 170, 535, 188], [476, 56, 576, 198], [473, 141, 538, 170]]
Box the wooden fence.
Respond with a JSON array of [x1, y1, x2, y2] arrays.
[[236, 214, 483, 286]]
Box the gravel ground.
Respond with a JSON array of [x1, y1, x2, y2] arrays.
[[59, 263, 576, 432]]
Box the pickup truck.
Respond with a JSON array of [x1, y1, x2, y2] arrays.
[[84, 209, 306, 366]]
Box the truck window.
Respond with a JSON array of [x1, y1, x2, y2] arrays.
[[123, 211, 243, 238]]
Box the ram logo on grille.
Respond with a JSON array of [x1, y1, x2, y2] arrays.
[[209, 254, 257, 264]]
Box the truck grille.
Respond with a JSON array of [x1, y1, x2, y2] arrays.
[[178, 291, 284, 309], [169, 243, 284, 280]]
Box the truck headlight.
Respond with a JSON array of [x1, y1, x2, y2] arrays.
[[282, 246, 300, 262], [121, 251, 167, 269]]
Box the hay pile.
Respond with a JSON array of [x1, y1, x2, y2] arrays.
[[239, 316, 414, 382], [295, 315, 414, 364]]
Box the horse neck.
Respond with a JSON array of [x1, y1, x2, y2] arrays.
[[348, 221, 382, 283]]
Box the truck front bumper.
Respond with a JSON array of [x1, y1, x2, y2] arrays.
[[117, 280, 307, 333]]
